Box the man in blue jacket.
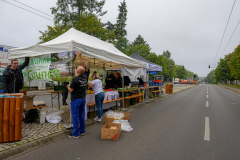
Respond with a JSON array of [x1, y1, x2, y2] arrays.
[[2, 57, 29, 93]]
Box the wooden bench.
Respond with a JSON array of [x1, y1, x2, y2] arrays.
[[151, 90, 162, 98], [124, 94, 143, 100], [121, 94, 143, 108], [24, 105, 48, 124], [87, 98, 123, 118]]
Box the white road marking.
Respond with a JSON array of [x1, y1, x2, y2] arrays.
[[206, 101, 209, 107], [204, 117, 210, 141], [206, 95, 208, 98]]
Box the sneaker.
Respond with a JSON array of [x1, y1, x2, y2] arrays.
[[94, 117, 102, 122], [68, 134, 79, 138], [63, 103, 68, 105], [94, 116, 98, 121], [80, 133, 85, 136]]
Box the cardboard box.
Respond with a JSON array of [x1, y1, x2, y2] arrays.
[[101, 122, 121, 140], [105, 112, 130, 123], [24, 95, 36, 109]]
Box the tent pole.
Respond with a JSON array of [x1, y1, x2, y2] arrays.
[[160, 71, 162, 98], [145, 64, 149, 103], [121, 64, 125, 111]]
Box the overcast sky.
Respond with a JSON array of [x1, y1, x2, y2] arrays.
[[1, 0, 240, 77]]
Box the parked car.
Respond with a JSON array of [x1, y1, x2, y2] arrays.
[[174, 78, 180, 84]]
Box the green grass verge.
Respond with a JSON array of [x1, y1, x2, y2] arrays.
[[221, 84, 240, 89]]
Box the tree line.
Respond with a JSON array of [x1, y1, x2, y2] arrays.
[[39, 0, 198, 81], [204, 44, 240, 84]]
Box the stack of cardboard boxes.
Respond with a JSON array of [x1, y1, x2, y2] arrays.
[[101, 112, 130, 140]]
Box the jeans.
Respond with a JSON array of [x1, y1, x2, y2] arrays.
[[62, 91, 68, 105], [95, 92, 105, 119], [71, 98, 86, 137]]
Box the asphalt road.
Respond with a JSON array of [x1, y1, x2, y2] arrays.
[[10, 84, 240, 160]]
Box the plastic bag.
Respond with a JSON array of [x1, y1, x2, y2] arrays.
[[46, 108, 64, 124], [105, 110, 124, 119], [113, 120, 133, 132]]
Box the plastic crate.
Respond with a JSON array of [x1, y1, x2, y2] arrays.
[[119, 92, 129, 98], [54, 86, 68, 91], [130, 98, 136, 105]]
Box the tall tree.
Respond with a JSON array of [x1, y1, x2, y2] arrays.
[[215, 56, 229, 82], [132, 35, 149, 46], [115, 0, 128, 52], [204, 70, 217, 84], [105, 21, 115, 31], [228, 45, 240, 80], [126, 43, 151, 57], [51, 0, 107, 28], [73, 13, 115, 43], [163, 50, 171, 59], [39, 13, 115, 43], [130, 35, 151, 57], [39, 25, 70, 43]]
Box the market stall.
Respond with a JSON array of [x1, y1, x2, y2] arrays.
[[130, 51, 162, 84], [130, 51, 163, 100], [9, 28, 147, 118]]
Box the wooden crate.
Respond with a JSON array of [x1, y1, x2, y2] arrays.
[[166, 84, 173, 94], [0, 93, 24, 143], [120, 99, 130, 108]]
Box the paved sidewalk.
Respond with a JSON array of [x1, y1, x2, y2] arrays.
[[0, 84, 196, 159]]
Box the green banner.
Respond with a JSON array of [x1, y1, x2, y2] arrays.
[[17, 54, 55, 81]]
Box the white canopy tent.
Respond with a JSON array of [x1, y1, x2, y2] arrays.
[[9, 28, 148, 121], [9, 28, 147, 69]]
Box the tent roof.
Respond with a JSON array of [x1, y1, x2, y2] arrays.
[[130, 51, 152, 63], [9, 28, 147, 69], [130, 51, 162, 71]]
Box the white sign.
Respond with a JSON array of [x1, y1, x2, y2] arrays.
[[0, 45, 14, 75]]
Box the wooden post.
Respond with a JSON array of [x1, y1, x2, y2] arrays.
[[9, 98, 16, 141], [19, 97, 24, 139], [15, 97, 22, 141], [3, 98, 10, 142], [0, 98, 4, 143]]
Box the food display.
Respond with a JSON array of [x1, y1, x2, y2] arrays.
[[117, 88, 131, 91], [86, 90, 94, 95]]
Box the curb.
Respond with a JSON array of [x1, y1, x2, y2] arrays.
[[1, 120, 99, 160], [0, 85, 196, 159], [0, 130, 69, 160], [218, 85, 240, 95]]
